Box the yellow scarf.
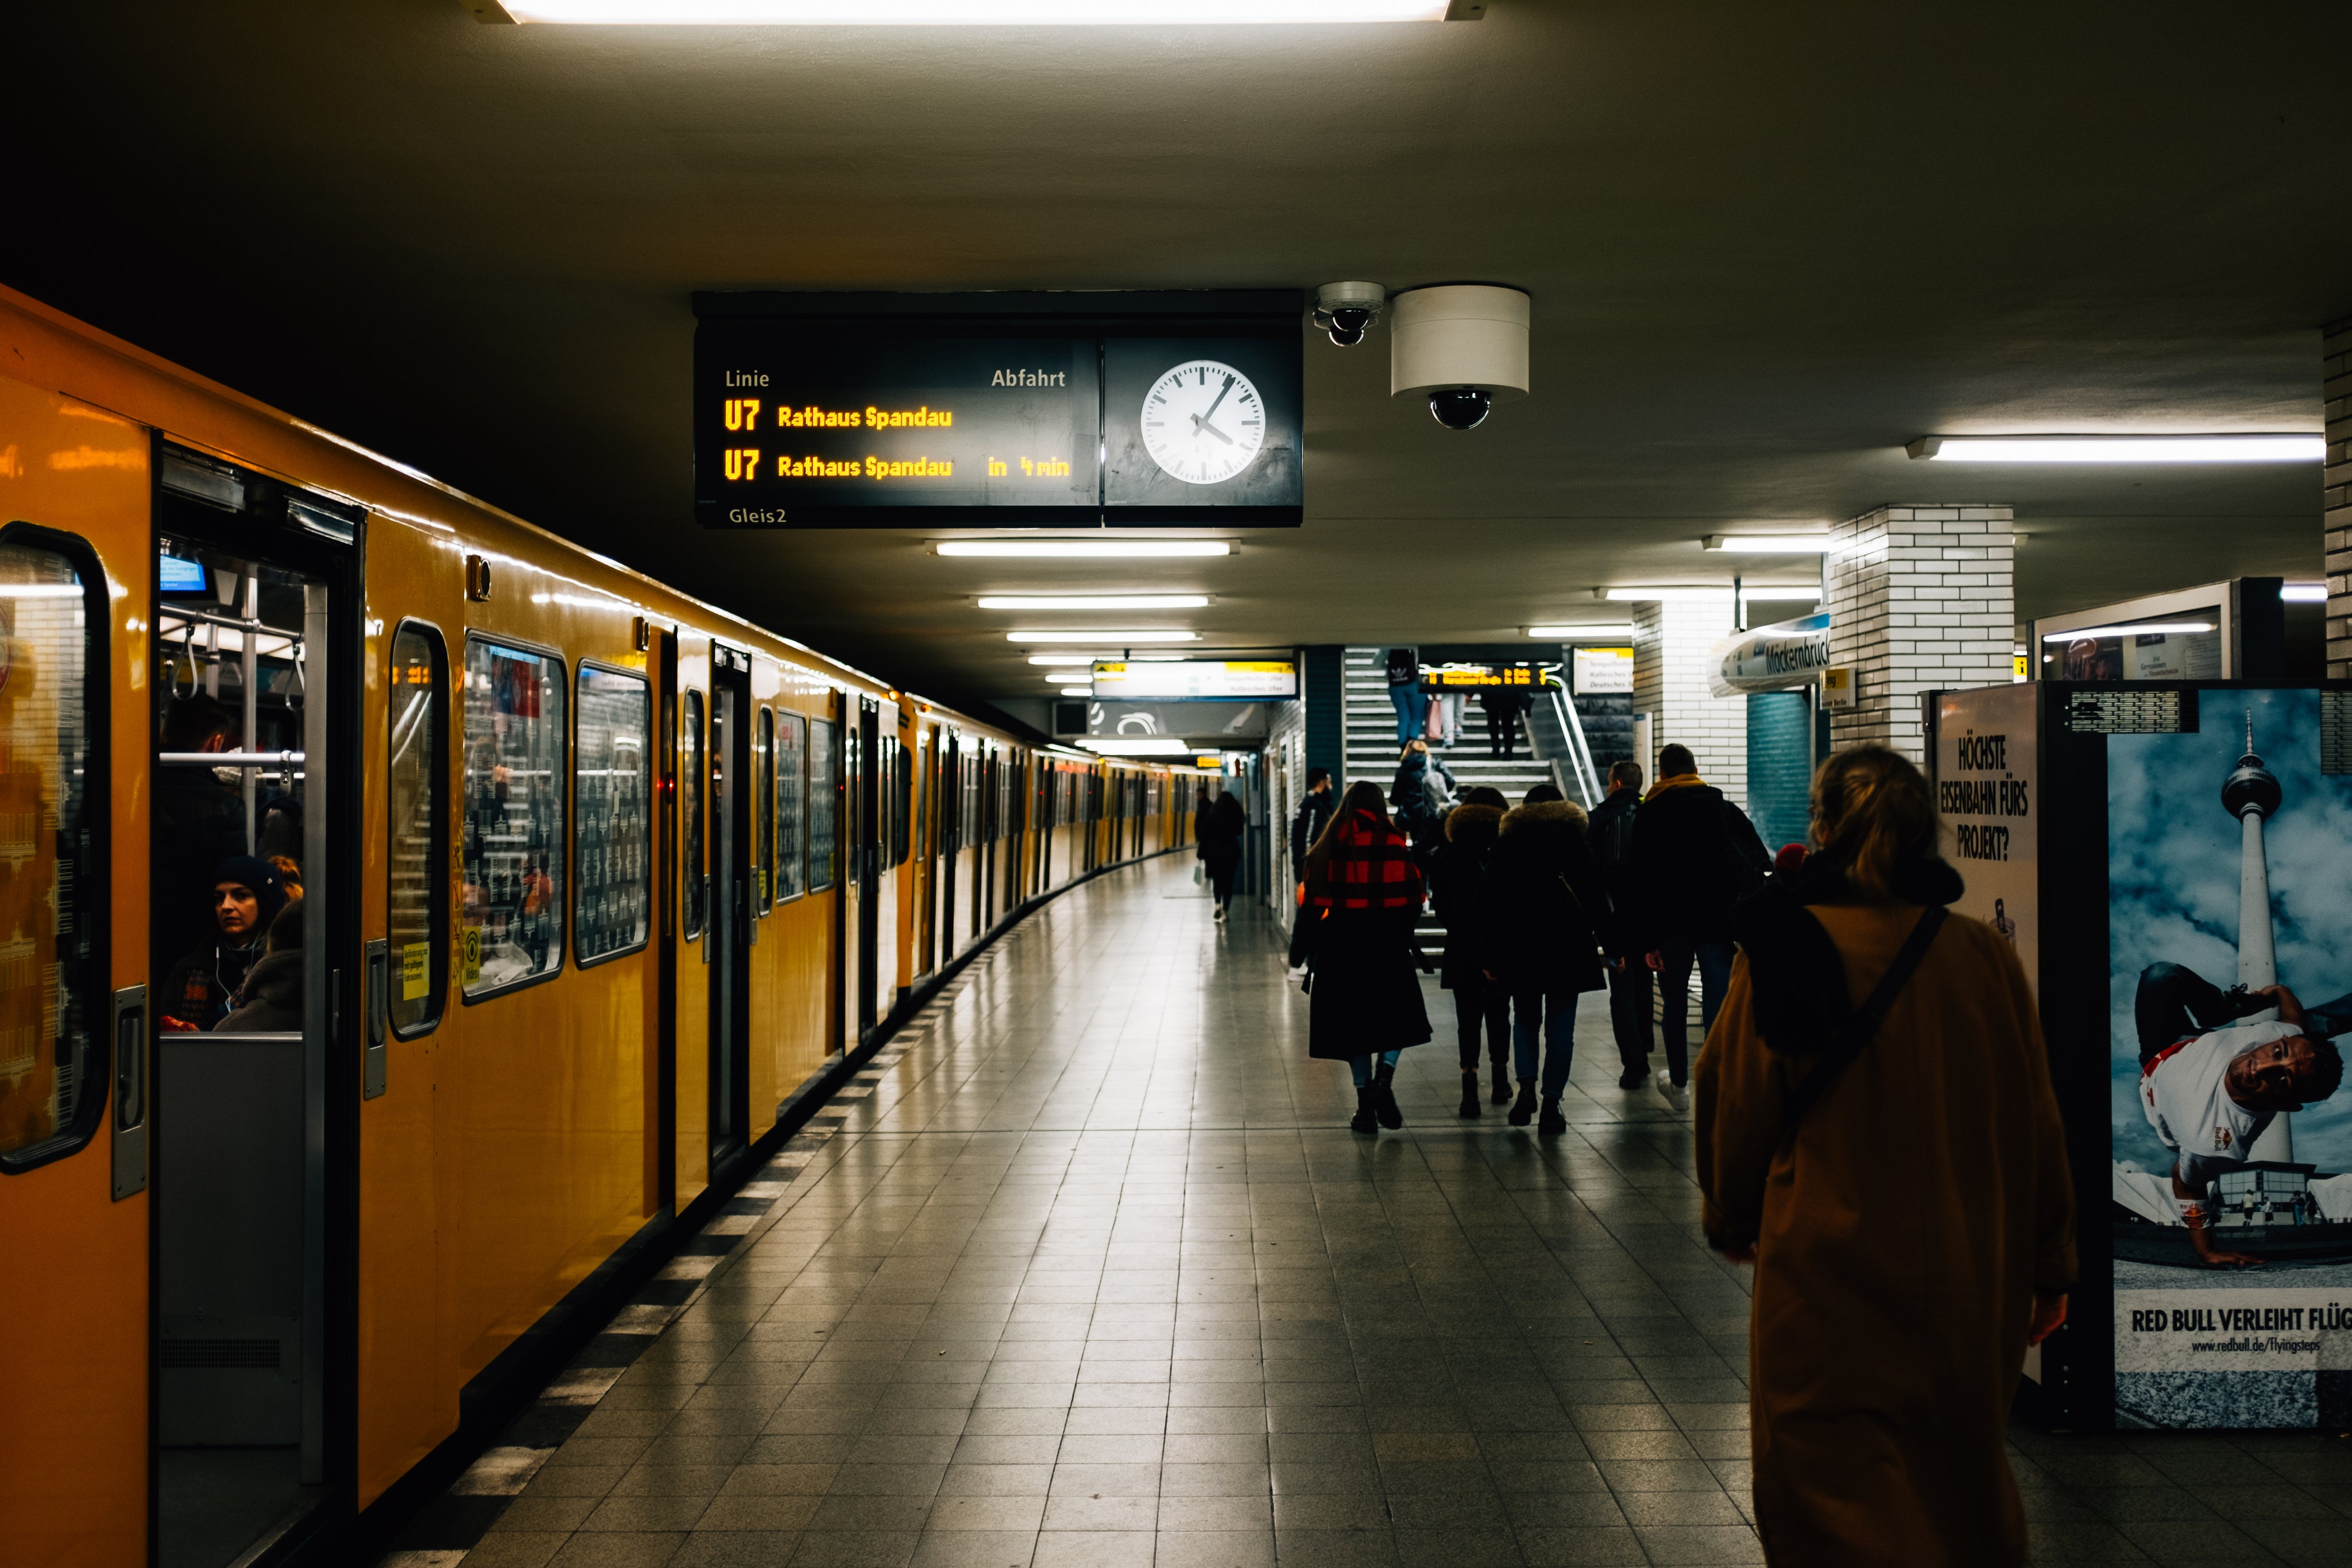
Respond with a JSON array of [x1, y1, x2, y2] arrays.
[[1644, 772, 1707, 802]]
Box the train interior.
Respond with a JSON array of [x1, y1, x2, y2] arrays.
[[151, 483, 349, 1568]]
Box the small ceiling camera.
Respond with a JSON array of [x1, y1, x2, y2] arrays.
[[1313, 281, 1386, 349], [1428, 388, 1493, 431]]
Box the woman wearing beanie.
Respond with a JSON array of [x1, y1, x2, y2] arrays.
[[161, 855, 291, 1030], [1298, 780, 1432, 1133]]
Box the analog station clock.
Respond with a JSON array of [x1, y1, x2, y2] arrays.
[[1140, 359, 1266, 485]]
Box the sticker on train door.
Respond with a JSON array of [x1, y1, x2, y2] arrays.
[[401, 941, 430, 1001], [460, 927, 482, 988]]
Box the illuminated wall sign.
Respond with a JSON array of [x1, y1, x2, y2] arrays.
[[695, 291, 1304, 527], [1092, 661, 1297, 700], [1707, 611, 1831, 698], [1572, 646, 1633, 695]]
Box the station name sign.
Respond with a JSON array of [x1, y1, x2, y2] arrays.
[[695, 292, 1305, 528]]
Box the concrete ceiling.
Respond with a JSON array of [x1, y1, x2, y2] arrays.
[[11, 1, 2350, 713]]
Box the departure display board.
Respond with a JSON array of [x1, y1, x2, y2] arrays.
[[695, 292, 1304, 528]]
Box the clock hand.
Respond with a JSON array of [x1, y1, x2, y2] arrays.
[[1200, 374, 1236, 424], [1188, 412, 1235, 446]]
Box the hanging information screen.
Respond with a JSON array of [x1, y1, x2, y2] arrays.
[[694, 292, 1303, 528]]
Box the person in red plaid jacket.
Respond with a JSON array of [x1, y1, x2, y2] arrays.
[[1298, 780, 1434, 1133]]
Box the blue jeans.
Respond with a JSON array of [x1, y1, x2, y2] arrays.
[[1389, 684, 1423, 746], [1657, 937, 1734, 1086], [1511, 990, 1576, 1099], [1349, 1050, 1402, 1087]]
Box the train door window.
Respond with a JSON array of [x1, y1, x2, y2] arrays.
[[461, 637, 566, 997], [755, 706, 775, 913], [682, 689, 706, 939], [776, 710, 805, 901], [0, 535, 100, 1170], [574, 665, 649, 965], [387, 622, 447, 1036], [893, 740, 912, 867], [807, 715, 836, 892]]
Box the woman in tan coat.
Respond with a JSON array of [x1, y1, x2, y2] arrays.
[[1696, 744, 2075, 1568]]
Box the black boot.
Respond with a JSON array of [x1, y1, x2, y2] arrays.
[[1491, 1058, 1512, 1104], [1538, 1098, 1566, 1136], [1458, 1073, 1481, 1118], [1351, 1086, 1378, 1135], [1372, 1063, 1403, 1129], [1507, 1081, 1536, 1126]]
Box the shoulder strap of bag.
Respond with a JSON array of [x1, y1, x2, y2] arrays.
[[1781, 905, 1948, 1137]]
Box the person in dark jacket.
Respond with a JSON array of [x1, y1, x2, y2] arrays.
[[1384, 648, 1422, 746], [1389, 740, 1459, 857], [1633, 742, 1771, 1112], [154, 694, 250, 967], [1479, 783, 1612, 1134], [1587, 760, 1654, 1090], [1479, 686, 1530, 759], [1198, 788, 1247, 922], [217, 898, 304, 1032], [1301, 781, 1432, 1134], [1429, 785, 1510, 1117], [1289, 766, 1334, 893], [162, 855, 289, 1030]]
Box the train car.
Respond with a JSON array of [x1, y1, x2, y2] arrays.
[[0, 282, 1211, 1568]]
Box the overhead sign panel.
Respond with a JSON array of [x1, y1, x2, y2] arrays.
[[1092, 661, 1297, 700], [1708, 611, 1831, 698], [695, 292, 1304, 527]]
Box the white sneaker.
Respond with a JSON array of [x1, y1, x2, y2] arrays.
[[1213, 905, 1225, 923], [1653, 1067, 1689, 1113]]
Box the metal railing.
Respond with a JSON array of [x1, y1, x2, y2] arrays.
[[1529, 688, 1604, 809]]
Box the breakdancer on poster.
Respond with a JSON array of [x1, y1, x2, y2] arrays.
[[2135, 962, 2347, 1267]]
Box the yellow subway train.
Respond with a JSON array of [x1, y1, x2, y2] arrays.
[[0, 282, 1213, 1568]]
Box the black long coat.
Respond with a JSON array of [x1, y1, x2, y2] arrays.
[[1306, 908, 1432, 1059], [1427, 802, 1503, 990], [1477, 798, 1612, 997]]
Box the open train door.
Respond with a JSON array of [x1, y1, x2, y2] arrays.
[[706, 645, 753, 1173], [148, 445, 365, 1568]]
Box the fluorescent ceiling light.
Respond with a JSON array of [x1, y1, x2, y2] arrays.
[[497, 1, 1451, 20], [1026, 654, 1106, 666], [1703, 535, 1830, 553], [1603, 587, 1735, 602], [977, 594, 1210, 610], [1529, 625, 1636, 640], [1079, 737, 1195, 757], [1008, 629, 1197, 643], [1058, 687, 1092, 697], [2282, 583, 2328, 603], [934, 540, 1234, 559], [2041, 622, 2215, 641], [1909, 435, 2323, 463]]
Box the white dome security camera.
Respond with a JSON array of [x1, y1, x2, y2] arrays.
[[1389, 284, 1530, 429], [1312, 281, 1386, 348]]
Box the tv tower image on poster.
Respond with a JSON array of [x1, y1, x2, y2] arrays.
[[2111, 703, 2352, 1272]]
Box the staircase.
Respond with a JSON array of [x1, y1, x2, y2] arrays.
[[1343, 647, 1554, 947]]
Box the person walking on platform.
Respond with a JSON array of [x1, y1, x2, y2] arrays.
[[1633, 742, 1770, 1112], [1390, 739, 1459, 857], [1385, 647, 1423, 747], [1289, 766, 1334, 896], [1696, 743, 2074, 1568], [1479, 685, 1530, 759], [1198, 786, 1247, 923], [1298, 780, 1431, 1134], [1478, 782, 1612, 1135], [1588, 760, 1654, 1089], [1430, 785, 1510, 1117]]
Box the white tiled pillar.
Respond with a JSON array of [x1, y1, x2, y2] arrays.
[[1631, 593, 1749, 806], [1826, 504, 2016, 761]]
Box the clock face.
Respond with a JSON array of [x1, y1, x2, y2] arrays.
[[1140, 359, 1266, 485]]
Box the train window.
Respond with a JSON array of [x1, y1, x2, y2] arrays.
[[682, 689, 706, 939], [807, 715, 836, 892], [755, 706, 775, 913], [388, 622, 447, 1037], [776, 710, 805, 902], [574, 664, 649, 966], [893, 740, 912, 868], [0, 536, 102, 1171], [461, 636, 566, 998]]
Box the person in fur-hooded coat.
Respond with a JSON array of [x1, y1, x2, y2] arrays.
[[1478, 785, 1614, 1131], [1429, 787, 1511, 1115]]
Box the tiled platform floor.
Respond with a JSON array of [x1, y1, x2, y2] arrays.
[[378, 856, 2352, 1568]]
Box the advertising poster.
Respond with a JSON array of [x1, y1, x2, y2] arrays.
[[2106, 688, 2352, 1428], [1936, 684, 2038, 994]]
